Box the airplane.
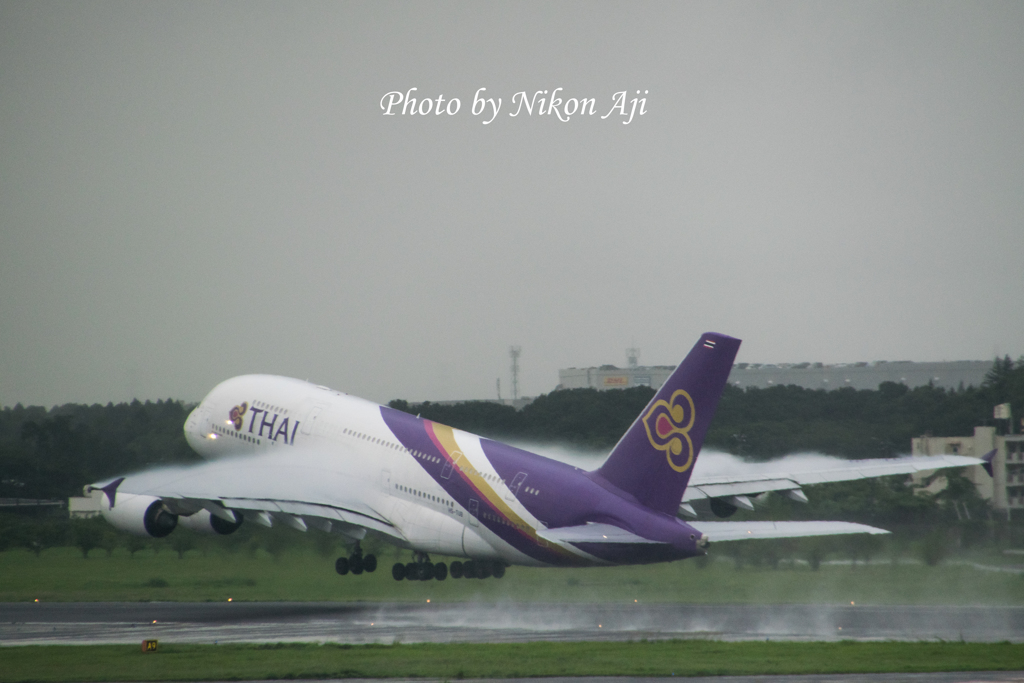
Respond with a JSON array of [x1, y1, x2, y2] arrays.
[[90, 332, 985, 581]]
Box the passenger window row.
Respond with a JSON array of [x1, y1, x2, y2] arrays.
[[482, 509, 529, 531], [212, 423, 260, 445], [342, 428, 541, 498], [343, 428, 443, 464], [395, 483, 453, 509], [253, 400, 289, 416]]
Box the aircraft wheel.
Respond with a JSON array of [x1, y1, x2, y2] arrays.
[[405, 562, 420, 580], [492, 564, 506, 579], [462, 560, 477, 579], [363, 554, 377, 573], [449, 561, 464, 579], [434, 562, 448, 581], [392, 562, 406, 581], [350, 555, 364, 575], [419, 562, 435, 581], [335, 556, 349, 575], [478, 562, 492, 579]]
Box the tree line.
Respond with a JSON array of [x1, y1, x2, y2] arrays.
[[0, 357, 1020, 520], [391, 355, 1024, 458], [390, 357, 1024, 546], [2, 357, 1022, 501], [0, 399, 199, 500], [0, 356, 1022, 560]]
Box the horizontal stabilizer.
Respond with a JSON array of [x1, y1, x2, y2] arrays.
[[537, 522, 661, 545], [690, 520, 889, 542]]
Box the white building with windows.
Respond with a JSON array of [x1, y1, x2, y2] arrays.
[[913, 426, 1024, 515], [68, 488, 104, 519]]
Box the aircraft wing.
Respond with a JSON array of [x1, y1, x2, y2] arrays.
[[89, 450, 400, 540], [682, 454, 983, 503], [690, 520, 889, 542]]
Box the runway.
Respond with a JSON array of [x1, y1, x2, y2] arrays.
[[216, 677, 1024, 683], [2, 602, 1024, 645]]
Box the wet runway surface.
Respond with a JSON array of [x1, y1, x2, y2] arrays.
[[265, 677, 1024, 683], [2, 602, 1024, 645]]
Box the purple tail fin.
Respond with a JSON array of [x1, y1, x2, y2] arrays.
[[596, 332, 741, 515]]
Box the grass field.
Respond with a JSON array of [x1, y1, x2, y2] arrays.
[[1, 641, 1023, 682], [2, 545, 1022, 604], [3, 546, 1023, 682]]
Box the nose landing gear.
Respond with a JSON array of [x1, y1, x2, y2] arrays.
[[334, 543, 377, 576]]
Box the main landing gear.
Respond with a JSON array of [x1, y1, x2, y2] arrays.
[[391, 553, 507, 581], [335, 544, 377, 576]]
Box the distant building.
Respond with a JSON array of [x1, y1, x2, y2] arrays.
[[728, 361, 991, 392], [0, 498, 64, 513], [68, 488, 103, 519], [913, 426, 1024, 517], [558, 365, 675, 392], [415, 397, 535, 410], [558, 360, 991, 393]]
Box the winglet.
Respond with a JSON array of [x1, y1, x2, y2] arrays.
[[95, 477, 125, 509], [980, 449, 997, 478]]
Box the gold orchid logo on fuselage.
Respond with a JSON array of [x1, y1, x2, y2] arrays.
[[641, 390, 696, 472], [229, 402, 248, 430]]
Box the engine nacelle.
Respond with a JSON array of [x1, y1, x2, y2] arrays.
[[100, 494, 179, 538], [709, 497, 738, 518], [177, 508, 243, 535]]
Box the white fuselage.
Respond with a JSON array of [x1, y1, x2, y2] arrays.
[[182, 374, 576, 566]]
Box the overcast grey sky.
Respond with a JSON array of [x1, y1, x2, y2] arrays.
[[1, 1, 1022, 407]]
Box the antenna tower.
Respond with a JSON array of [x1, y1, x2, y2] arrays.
[[509, 346, 522, 401], [627, 346, 641, 368]]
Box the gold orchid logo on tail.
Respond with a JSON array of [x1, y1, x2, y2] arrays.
[[642, 390, 696, 472], [229, 402, 248, 430]]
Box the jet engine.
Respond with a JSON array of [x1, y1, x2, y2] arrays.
[[177, 508, 243, 535], [709, 497, 738, 518], [100, 494, 178, 538]]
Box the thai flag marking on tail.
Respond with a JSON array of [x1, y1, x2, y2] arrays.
[[703, 339, 717, 349]]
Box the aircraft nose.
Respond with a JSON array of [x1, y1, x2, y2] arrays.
[[185, 405, 199, 431], [184, 404, 207, 451]]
